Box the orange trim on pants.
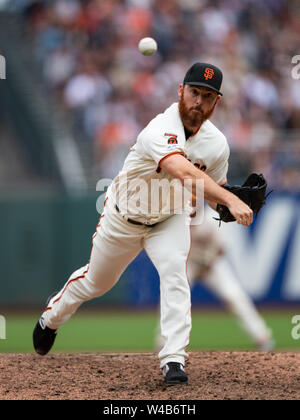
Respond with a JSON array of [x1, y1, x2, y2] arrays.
[[45, 201, 109, 312], [44, 269, 89, 312]]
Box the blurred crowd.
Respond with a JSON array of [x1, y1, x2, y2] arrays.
[[13, 0, 300, 189]]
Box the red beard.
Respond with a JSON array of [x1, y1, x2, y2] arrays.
[[178, 91, 215, 130]]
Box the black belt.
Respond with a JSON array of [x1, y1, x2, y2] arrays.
[[115, 205, 158, 227]]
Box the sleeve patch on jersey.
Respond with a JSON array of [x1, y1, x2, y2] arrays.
[[164, 133, 178, 145]]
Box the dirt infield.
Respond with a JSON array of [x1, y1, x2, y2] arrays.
[[0, 352, 299, 400]]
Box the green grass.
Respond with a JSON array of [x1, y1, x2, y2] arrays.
[[0, 309, 299, 353]]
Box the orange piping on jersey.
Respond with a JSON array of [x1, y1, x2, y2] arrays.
[[219, 180, 228, 186], [164, 133, 178, 138], [189, 126, 201, 138], [156, 151, 186, 173]]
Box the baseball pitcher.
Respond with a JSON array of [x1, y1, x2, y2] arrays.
[[33, 63, 256, 386]]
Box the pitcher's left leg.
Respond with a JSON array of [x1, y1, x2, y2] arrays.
[[144, 214, 191, 369]]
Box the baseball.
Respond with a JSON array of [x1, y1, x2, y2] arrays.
[[138, 37, 157, 56]]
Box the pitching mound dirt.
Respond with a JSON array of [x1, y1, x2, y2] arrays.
[[0, 352, 299, 400]]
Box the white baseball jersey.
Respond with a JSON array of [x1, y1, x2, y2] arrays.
[[108, 102, 229, 224]]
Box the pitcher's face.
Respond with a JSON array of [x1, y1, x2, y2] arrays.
[[178, 84, 220, 131]]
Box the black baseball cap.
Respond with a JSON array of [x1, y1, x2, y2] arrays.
[[183, 62, 223, 96]]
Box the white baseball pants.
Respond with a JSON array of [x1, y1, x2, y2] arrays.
[[42, 198, 192, 368]]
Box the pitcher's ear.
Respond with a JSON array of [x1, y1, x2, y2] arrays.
[[178, 84, 184, 99]]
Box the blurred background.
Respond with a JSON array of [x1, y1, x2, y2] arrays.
[[0, 0, 299, 352]]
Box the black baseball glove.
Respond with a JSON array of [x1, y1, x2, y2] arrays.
[[215, 173, 269, 223]]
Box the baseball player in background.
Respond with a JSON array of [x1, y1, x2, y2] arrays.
[[155, 210, 275, 353], [33, 63, 254, 386]]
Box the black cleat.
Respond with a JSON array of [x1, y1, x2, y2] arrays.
[[33, 292, 58, 356], [33, 319, 57, 356], [162, 362, 188, 386]]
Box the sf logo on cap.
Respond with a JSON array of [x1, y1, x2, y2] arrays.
[[204, 68, 214, 80]]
